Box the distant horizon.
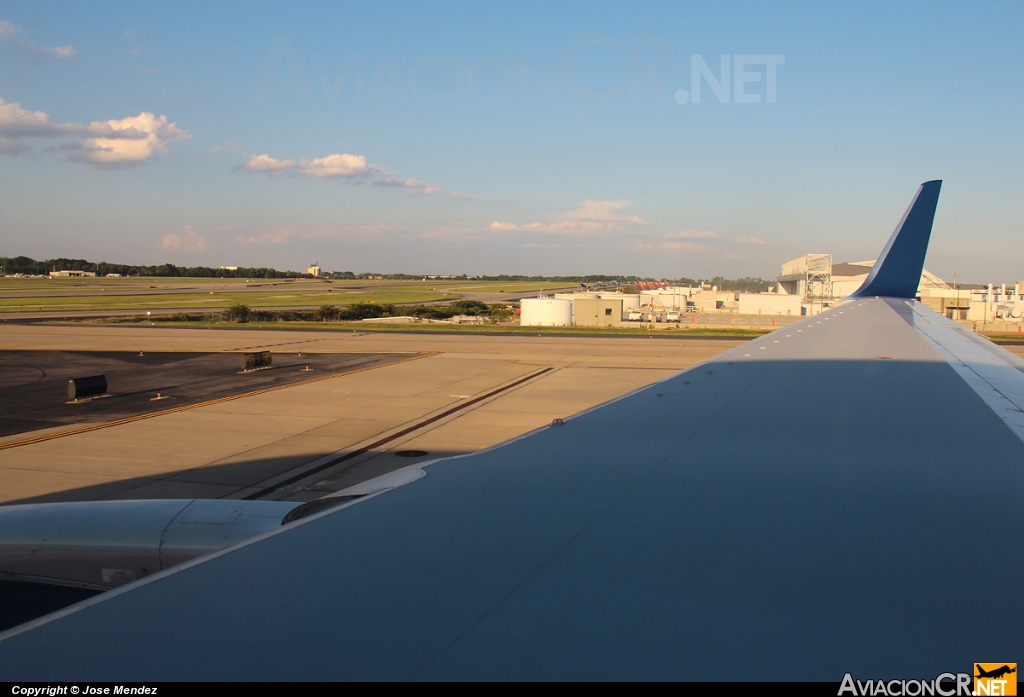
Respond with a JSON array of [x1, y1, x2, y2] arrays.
[[0, 252, 773, 283], [1, 252, 1010, 288]]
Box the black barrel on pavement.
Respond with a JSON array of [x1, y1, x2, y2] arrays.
[[68, 375, 107, 401], [240, 351, 272, 371]]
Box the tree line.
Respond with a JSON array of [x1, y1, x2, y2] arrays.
[[221, 300, 509, 323], [0, 256, 303, 279], [1, 255, 772, 291]]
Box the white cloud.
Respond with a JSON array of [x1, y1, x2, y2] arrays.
[[66, 112, 191, 167], [239, 151, 446, 194], [372, 176, 442, 195], [373, 175, 424, 188], [240, 152, 370, 179], [0, 21, 20, 39], [130, 46, 141, 56], [0, 97, 64, 137], [161, 226, 208, 252], [491, 200, 645, 234], [2, 22, 75, 61], [239, 153, 296, 175], [210, 141, 243, 155], [665, 230, 720, 240], [556, 200, 645, 228], [18, 38, 76, 60], [0, 97, 190, 166], [297, 153, 369, 178]]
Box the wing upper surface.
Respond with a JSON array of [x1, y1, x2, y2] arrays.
[[0, 299, 1021, 680]]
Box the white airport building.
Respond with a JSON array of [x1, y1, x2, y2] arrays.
[[48, 270, 96, 278], [519, 256, 1024, 329], [519, 297, 573, 327], [520, 293, 642, 328], [520, 286, 801, 328]]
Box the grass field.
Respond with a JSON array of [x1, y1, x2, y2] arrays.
[[0, 277, 573, 292], [0, 277, 575, 313], [0, 276, 250, 291], [0, 290, 452, 312]]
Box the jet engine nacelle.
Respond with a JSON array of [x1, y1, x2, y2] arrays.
[[0, 499, 300, 589]]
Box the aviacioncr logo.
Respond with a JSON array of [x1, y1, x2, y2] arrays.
[[838, 673, 973, 696]]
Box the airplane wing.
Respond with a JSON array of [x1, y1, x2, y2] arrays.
[[0, 181, 1021, 680]]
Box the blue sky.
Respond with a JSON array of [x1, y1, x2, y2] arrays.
[[0, 1, 1021, 281]]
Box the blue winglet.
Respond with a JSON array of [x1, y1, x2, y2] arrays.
[[850, 180, 942, 299]]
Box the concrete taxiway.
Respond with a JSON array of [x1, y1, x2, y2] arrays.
[[0, 324, 745, 505]]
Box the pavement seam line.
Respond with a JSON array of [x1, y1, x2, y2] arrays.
[[241, 366, 556, 500], [210, 363, 539, 479], [0, 352, 437, 451]]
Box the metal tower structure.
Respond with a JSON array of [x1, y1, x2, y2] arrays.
[[805, 253, 833, 308]]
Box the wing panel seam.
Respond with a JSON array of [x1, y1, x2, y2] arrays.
[[907, 303, 1024, 445]]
